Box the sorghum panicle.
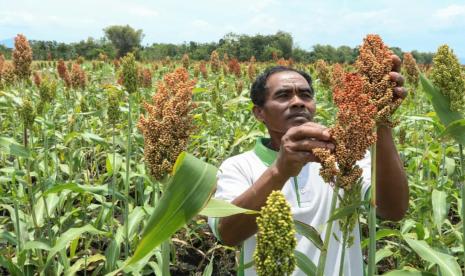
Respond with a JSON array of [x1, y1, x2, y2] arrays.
[[12, 34, 33, 81], [0, 54, 4, 80], [210, 50, 220, 73], [200, 61, 208, 79], [315, 59, 331, 89], [403, 52, 419, 88], [138, 67, 152, 88], [70, 63, 87, 89], [33, 71, 42, 87], [182, 53, 190, 69], [331, 63, 345, 91], [356, 34, 401, 124], [2, 62, 16, 86], [57, 59, 71, 88], [19, 96, 36, 129], [137, 67, 196, 180], [430, 45, 465, 112], [254, 190, 296, 276], [228, 58, 241, 77], [121, 53, 138, 94], [107, 87, 122, 125], [235, 80, 244, 96], [313, 73, 377, 189]]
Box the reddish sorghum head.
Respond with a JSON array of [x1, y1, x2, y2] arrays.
[[403, 52, 419, 88], [182, 53, 190, 69], [228, 58, 241, 77], [137, 67, 196, 180], [57, 59, 71, 88], [13, 34, 33, 81], [70, 63, 87, 89], [356, 34, 402, 124], [331, 63, 345, 91], [313, 73, 377, 189]]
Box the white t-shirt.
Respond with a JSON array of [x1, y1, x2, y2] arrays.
[[208, 138, 371, 276]]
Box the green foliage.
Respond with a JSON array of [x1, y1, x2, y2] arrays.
[[103, 25, 144, 58]]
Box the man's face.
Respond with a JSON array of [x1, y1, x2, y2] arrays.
[[253, 71, 316, 135]]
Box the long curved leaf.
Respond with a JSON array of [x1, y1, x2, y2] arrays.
[[295, 250, 316, 276], [294, 220, 323, 250], [126, 152, 217, 266], [420, 74, 465, 144], [383, 270, 436, 276], [404, 237, 461, 276], [199, 198, 258, 217], [45, 225, 106, 269]]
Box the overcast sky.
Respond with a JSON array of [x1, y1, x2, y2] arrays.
[[1, 0, 464, 58]]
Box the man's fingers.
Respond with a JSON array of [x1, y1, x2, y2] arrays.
[[389, 72, 404, 86], [394, 87, 408, 99], [291, 139, 335, 152], [288, 123, 331, 141], [391, 54, 401, 73]]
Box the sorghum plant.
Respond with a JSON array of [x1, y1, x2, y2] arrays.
[[403, 52, 419, 88], [228, 58, 241, 77], [12, 34, 33, 81], [356, 34, 401, 125], [57, 59, 71, 88], [210, 50, 220, 73], [315, 59, 331, 89], [182, 53, 190, 69], [254, 190, 296, 276], [430, 45, 465, 112], [70, 63, 87, 89], [137, 67, 196, 180]]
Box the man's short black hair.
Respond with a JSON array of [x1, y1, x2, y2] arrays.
[[250, 66, 314, 107]]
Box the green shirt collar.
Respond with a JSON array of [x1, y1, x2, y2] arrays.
[[253, 137, 277, 167]]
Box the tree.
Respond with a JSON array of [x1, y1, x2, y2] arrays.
[[103, 25, 144, 57]]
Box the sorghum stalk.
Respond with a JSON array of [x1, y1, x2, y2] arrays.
[[316, 185, 338, 276], [460, 143, 465, 268], [368, 140, 377, 276], [121, 52, 138, 258]]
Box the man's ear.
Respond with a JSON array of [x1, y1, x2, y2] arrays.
[[252, 105, 264, 123]]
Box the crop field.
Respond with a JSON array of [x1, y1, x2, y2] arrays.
[[0, 34, 464, 276]]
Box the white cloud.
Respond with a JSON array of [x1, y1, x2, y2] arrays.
[[433, 4, 465, 26]]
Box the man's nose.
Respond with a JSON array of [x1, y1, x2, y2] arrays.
[[289, 94, 305, 107]]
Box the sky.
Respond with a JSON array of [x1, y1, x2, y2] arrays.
[[1, 0, 464, 59]]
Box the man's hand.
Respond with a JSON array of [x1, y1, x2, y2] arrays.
[[273, 122, 334, 178], [389, 55, 408, 100]]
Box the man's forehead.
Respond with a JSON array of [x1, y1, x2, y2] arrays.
[[266, 71, 309, 89]]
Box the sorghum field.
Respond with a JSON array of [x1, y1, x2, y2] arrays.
[[1, 34, 465, 276]]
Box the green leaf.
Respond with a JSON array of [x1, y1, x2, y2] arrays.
[[440, 119, 465, 145], [81, 132, 106, 144], [403, 237, 461, 276], [106, 153, 123, 175], [295, 250, 316, 276], [126, 152, 217, 266], [375, 248, 393, 264], [361, 229, 400, 248], [294, 220, 323, 250], [44, 225, 106, 269], [432, 189, 448, 233], [0, 137, 30, 158], [65, 254, 106, 276], [382, 270, 436, 276], [0, 256, 23, 276], [326, 201, 365, 223], [0, 230, 17, 245], [43, 182, 125, 201], [199, 198, 258, 217], [420, 74, 464, 145], [22, 240, 51, 251], [202, 255, 214, 276]]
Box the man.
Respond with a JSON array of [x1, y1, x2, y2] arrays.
[[208, 56, 409, 275]]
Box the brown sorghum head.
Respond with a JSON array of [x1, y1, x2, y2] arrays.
[[137, 67, 196, 180], [13, 34, 33, 81]]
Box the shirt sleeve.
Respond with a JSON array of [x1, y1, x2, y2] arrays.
[[207, 156, 252, 241]]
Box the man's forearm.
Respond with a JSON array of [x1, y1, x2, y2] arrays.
[[375, 125, 409, 221], [218, 165, 289, 246]]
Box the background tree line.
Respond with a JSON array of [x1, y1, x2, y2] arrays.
[[0, 25, 434, 64]]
